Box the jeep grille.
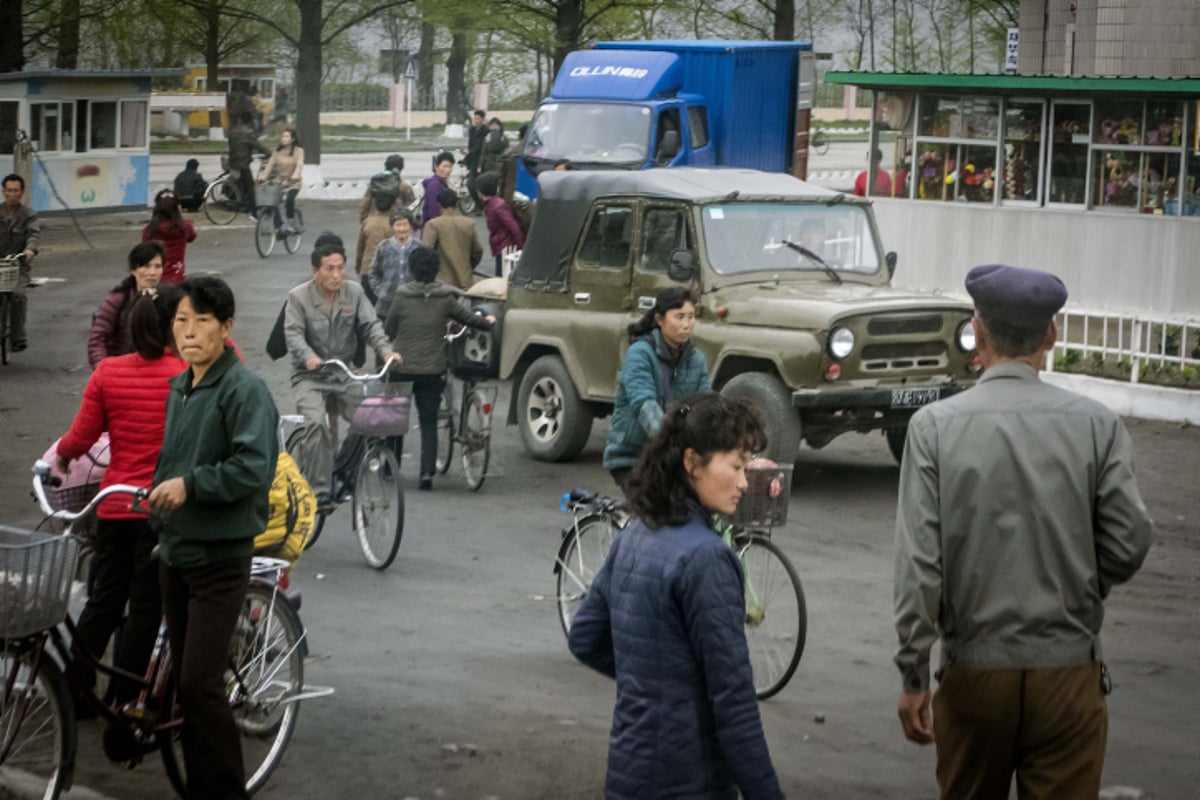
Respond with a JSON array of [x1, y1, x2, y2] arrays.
[[861, 341, 948, 371], [867, 316, 943, 336]]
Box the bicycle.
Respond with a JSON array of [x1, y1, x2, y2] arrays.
[[810, 128, 830, 156], [452, 150, 478, 215], [553, 464, 807, 701], [202, 155, 242, 226], [0, 464, 328, 799], [433, 319, 499, 491], [254, 180, 304, 258], [282, 358, 408, 569], [0, 254, 22, 365]]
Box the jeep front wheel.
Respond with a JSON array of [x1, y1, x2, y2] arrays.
[[518, 355, 594, 462], [720, 372, 801, 463]]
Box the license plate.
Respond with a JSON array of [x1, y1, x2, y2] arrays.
[[890, 387, 940, 409]]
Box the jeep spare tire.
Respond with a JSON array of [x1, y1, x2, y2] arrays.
[[721, 372, 801, 463], [518, 355, 594, 462]]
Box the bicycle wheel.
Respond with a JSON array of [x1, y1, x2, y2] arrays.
[[460, 390, 491, 491], [735, 534, 807, 700], [0, 296, 9, 366], [812, 130, 829, 156], [285, 426, 326, 550], [554, 513, 618, 638], [457, 190, 477, 216], [255, 209, 277, 258], [0, 642, 77, 800], [352, 443, 403, 569], [434, 379, 455, 475], [160, 584, 304, 796], [283, 209, 304, 254], [203, 178, 240, 225]]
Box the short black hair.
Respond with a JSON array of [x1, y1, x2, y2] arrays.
[[408, 246, 440, 283], [436, 187, 458, 209], [473, 109, 487, 119], [312, 231, 345, 257], [185, 158, 200, 171], [128, 241, 163, 270], [475, 172, 498, 198], [434, 151, 455, 168], [981, 315, 1050, 358], [2, 173, 24, 190], [176, 275, 236, 323], [311, 243, 345, 269], [384, 154, 404, 172]]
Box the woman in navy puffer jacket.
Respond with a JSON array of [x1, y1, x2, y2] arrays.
[[570, 392, 784, 799]]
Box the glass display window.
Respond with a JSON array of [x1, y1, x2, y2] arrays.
[[1093, 150, 1139, 209], [918, 95, 999, 139], [1002, 100, 1044, 203], [1093, 99, 1142, 145], [1048, 102, 1091, 204], [1145, 101, 1184, 147]]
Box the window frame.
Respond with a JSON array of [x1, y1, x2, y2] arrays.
[[911, 93, 1002, 205], [575, 202, 636, 271], [999, 97, 1046, 207]]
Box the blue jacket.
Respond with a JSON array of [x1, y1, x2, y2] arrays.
[[569, 505, 783, 800], [603, 329, 711, 470]]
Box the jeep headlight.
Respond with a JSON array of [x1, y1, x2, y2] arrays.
[[956, 320, 977, 352], [828, 326, 855, 360]]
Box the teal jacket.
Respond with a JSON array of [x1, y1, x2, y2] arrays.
[[152, 347, 279, 568], [603, 329, 711, 471]]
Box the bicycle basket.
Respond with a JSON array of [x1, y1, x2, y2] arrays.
[[0, 526, 81, 639], [258, 182, 283, 208], [0, 264, 20, 293], [729, 464, 794, 529], [46, 483, 102, 539], [346, 381, 412, 437]]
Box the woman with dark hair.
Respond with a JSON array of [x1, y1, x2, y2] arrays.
[[142, 188, 196, 283], [87, 241, 164, 369], [603, 286, 711, 492], [261, 127, 305, 232], [569, 392, 783, 799], [58, 289, 185, 709], [480, 117, 509, 177]]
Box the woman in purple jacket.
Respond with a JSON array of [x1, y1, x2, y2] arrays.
[[87, 241, 164, 369], [568, 392, 784, 800], [475, 171, 524, 276]]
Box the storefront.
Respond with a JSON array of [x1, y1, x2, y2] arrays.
[[823, 72, 1200, 316], [0, 70, 178, 212]]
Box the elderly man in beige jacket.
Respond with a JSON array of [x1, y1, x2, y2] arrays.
[[421, 187, 483, 289]]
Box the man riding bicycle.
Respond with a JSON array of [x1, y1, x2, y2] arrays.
[[1, 173, 41, 352], [284, 241, 400, 506]]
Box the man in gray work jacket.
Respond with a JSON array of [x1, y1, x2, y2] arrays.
[[893, 263, 1154, 800]]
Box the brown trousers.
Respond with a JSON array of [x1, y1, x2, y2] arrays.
[[933, 663, 1108, 800]]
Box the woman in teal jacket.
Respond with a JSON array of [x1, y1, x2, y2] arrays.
[[603, 287, 711, 492]]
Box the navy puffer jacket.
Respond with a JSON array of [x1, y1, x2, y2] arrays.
[[568, 504, 784, 800]]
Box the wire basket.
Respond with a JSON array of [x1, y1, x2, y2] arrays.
[[258, 182, 282, 208], [0, 526, 81, 639], [44, 482, 101, 540], [729, 464, 794, 529], [0, 264, 20, 293], [345, 381, 412, 437]]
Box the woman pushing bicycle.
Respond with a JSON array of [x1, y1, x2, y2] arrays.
[[603, 287, 710, 493], [568, 393, 784, 799]]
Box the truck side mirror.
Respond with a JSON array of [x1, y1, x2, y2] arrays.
[[668, 248, 695, 282], [656, 130, 681, 166], [885, 251, 897, 278]]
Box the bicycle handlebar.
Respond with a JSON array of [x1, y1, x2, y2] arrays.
[[31, 461, 149, 525], [445, 310, 490, 342], [318, 356, 400, 382]]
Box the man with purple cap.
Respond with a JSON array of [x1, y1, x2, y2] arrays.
[[893, 264, 1154, 799]]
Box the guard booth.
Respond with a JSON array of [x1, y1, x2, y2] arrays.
[[0, 69, 178, 212], [185, 65, 277, 130], [824, 72, 1200, 316]]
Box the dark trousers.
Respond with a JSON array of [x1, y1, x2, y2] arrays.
[[235, 168, 256, 212], [933, 663, 1107, 800], [179, 194, 204, 212], [272, 189, 299, 227], [161, 557, 252, 800], [394, 372, 444, 478], [494, 254, 503, 277], [9, 258, 30, 345], [74, 517, 162, 704]]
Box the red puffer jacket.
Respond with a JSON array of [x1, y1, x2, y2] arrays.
[[57, 351, 187, 519], [142, 220, 197, 284]]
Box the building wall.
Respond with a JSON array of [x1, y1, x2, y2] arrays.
[[1018, 0, 1200, 77]]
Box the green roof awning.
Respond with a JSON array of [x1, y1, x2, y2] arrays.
[[824, 71, 1200, 96]]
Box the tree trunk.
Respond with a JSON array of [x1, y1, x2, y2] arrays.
[[552, 0, 584, 75], [296, 0, 323, 164], [55, 0, 81, 68], [205, 0, 221, 130], [0, 0, 24, 73], [773, 0, 794, 41], [445, 31, 466, 126], [417, 21, 434, 111]]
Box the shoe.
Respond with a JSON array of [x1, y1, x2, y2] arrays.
[[10, 340, 26, 353], [248, 212, 258, 222], [418, 475, 433, 491]]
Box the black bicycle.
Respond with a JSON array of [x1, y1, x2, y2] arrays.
[[254, 181, 304, 258], [434, 319, 498, 491]]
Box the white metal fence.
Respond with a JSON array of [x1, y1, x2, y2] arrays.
[[1048, 309, 1200, 386]]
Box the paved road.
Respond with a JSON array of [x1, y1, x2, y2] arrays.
[[0, 205, 1194, 799]]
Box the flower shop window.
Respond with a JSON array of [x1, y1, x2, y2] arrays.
[[1048, 102, 1091, 205], [1095, 150, 1184, 213], [912, 143, 997, 203], [918, 96, 999, 139], [1093, 99, 1143, 145], [1001, 100, 1044, 204]]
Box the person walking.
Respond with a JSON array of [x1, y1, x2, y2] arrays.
[[59, 291, 185, 709], [260, 128, 304, 232], [893, 263, 1155, 800], [358, 154, 415, 226], [421, 187, 483, 289], [480, 117, 510, 187], [1, 173, 41, 353], [475, 171, 523, 277], [420, 151, 455, 229], [147, 276, 279, 800], [603, 287, 711, 493], [142, 188, 196, 284], [383, 246, 493, 491], [366, 208, 419, 319], [87, 241, 164, 368], [464, 110, 487, 206], [173, 159, 207, 212], [569, 392, 784, 800]]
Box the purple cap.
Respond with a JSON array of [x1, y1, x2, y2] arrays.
[[965, 264, 1068, 325]]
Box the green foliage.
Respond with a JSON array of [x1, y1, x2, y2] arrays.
[[318, 83, 390, 112]]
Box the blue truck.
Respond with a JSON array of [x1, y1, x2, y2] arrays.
[[515, 39, 815, 198]]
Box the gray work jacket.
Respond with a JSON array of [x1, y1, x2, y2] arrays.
[[893, 361, 1154, 692], [283, 279, 390, 378], [0, 203, 41, 257]]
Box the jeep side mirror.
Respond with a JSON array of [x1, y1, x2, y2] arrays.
[[668, 248, 695, 282], [656, 130, 681, 166], [885, 251, 897, 279]]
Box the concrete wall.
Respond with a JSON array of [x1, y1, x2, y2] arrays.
[[872, 198, 1200, 317]]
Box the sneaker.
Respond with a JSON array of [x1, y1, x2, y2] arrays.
[[418, 475, 433, 491]]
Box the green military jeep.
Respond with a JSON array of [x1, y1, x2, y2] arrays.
[[499, 169, 979, 464]]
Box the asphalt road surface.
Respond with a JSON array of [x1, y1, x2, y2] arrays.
[[0, 203, 1195, 800]]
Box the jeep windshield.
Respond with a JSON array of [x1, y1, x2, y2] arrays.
[[700, 203, 882, 278], [521, 103, 651, 165]]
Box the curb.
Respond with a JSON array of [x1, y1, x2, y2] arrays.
[[1043, 372, 1200, 425]]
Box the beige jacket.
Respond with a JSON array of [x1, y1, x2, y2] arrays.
[[356, 211, 394, 275], [263, 145, 304, 191], [422, 208, 483, 289]]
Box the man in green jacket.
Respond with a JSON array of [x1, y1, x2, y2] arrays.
[[149, 276, 278, 800]]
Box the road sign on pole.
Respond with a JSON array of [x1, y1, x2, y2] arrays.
[[403, 59, 416, 141]]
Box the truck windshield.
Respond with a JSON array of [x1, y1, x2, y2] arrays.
[[521, 103, 653, 164], [700, 203, 882, 277]]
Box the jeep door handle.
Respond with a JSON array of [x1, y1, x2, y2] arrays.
[[574, 293, 590, 305]]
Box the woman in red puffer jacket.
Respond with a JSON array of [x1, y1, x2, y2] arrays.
[[142, 188, 196, 284]]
